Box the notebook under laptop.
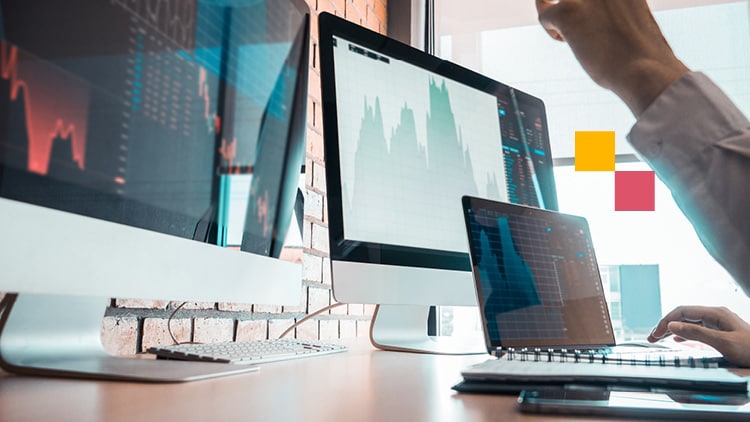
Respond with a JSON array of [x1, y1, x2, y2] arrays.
[[460, 195, 724, 366]]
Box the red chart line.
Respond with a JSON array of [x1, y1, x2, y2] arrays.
[[1, 41, 86, 174]]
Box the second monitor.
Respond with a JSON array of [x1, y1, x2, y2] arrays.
[[318, 13, 558, 354]]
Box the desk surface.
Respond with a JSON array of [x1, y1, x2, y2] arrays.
[[1, 339, 747, 422]]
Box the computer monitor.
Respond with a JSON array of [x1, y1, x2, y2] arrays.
[[0, 0, 310, 381], [318, 12, 557, 354]]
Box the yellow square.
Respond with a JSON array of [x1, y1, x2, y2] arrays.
[[575, 131, 615, 171]]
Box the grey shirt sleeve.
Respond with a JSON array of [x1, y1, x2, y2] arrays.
[[628, 72, 750, 294]]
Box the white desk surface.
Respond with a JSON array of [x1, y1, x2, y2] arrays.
[[1, 338, 747, 421]]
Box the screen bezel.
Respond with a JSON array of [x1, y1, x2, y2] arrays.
[[318, 12, 556, 271]]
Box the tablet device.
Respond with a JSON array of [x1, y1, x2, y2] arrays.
[[518, 386, 750, 421]]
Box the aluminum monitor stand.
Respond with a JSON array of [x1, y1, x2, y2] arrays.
[[369, 304, 486, 355], [0, 294, 258, 382]]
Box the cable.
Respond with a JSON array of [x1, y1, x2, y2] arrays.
[[167, 301, 189, 345], [278, 302, 346, 339], [164, 301, 347, 344]]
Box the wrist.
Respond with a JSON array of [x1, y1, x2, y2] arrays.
[[610, 58, 690, 116]]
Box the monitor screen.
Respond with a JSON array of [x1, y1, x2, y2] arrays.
[[321, 15, 557, 272], [0, 0, 309, 258]]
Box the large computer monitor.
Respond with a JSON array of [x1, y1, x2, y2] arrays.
[[0, 0, 310, 381], [318, 13, 557, 354]]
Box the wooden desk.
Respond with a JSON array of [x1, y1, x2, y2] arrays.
[[0, 340, 747, 422]]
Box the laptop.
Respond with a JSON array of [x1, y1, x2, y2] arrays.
[[460, 195, 725, 367]]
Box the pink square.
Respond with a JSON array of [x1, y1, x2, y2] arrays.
[[615, 171, 655, 211]]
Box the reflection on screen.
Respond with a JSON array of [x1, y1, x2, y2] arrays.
[[0, 0, 306, 251], [465, 201, 613, 347]]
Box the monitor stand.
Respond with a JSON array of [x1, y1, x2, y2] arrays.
[[0, 293, 259, 382], [369, 304, 486, 355]]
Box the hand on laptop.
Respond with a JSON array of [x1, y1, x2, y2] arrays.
[[535, 0, 689, 116], [648, 306, 750, 368]]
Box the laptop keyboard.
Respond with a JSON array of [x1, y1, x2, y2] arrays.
[[497, 346, 723, 367], [147, 338, 347, 365]]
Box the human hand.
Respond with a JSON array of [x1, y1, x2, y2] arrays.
[[535, 0, 690, 115], [648, 306, 750, 368]]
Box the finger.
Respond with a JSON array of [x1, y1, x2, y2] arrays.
[[648, 327, 672, 342], [535, 0, 565, 41], [667, 321, 729, 350], [655, 306, 727, 334], [536, 0, 560, 13], [650, 305, 708, 339], [673, 306, 739, 330]]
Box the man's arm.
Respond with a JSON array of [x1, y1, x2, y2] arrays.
[[536, 0, 689, 116]]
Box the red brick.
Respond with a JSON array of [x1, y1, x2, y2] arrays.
[[330, 299, 348, 315], [101, 316, 138, 357], [295, 318, 319, 340], [269, 319, 295, 339], [312, 161, 326, 192], [193, 318, 234, 344], [365, 7, 381, 33], [310, 99, 320, 129], [280, 246, 304, 264], [323, 194, 328, 223], [176, 301, 215, 310], [347, 303, 366, 316], [329, 0, 345, 14], [305, 189, 324, 221], [309, 11, 319, 42], [308, 286, 331, 311], [371, 0, 387, 26], [307, 97, 316, 129], [308, 68, 321, 102], [254, 304, 283, 314], [344, 6, 363, 25], [322, 256, 332, 284], [309, 38, 317, 70], [317, 0, 336, 14], [306, 127, 324, 161], [217, 302, 253, 312], [114, 298, 168, 309], [340, 319, 357, 339], [304, 253, 324, 283], [311, 223, 329, 254], [142, 317, 191, 352], [319, 319, 339, 340], [352, 0, 367, 17], [305, 157, 314, 188], [303, 219, 313, 249], [236, 320, 268, 342]]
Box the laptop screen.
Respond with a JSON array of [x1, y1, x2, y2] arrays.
[[462, 196, 616, 349]]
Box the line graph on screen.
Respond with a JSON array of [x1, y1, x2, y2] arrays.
[[0, 41, 89, 177]]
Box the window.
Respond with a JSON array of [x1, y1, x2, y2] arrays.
[[435, 0, 750, 334]]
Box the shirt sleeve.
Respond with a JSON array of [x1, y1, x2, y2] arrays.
[[628, 72, 750, 294]]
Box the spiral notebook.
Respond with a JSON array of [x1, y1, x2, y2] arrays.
[[460, 196, 725, 369]]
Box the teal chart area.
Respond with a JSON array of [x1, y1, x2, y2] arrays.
[[465, 201, 615, 347]]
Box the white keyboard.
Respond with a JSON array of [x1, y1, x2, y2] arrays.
[[147, 338, 347, 365]]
